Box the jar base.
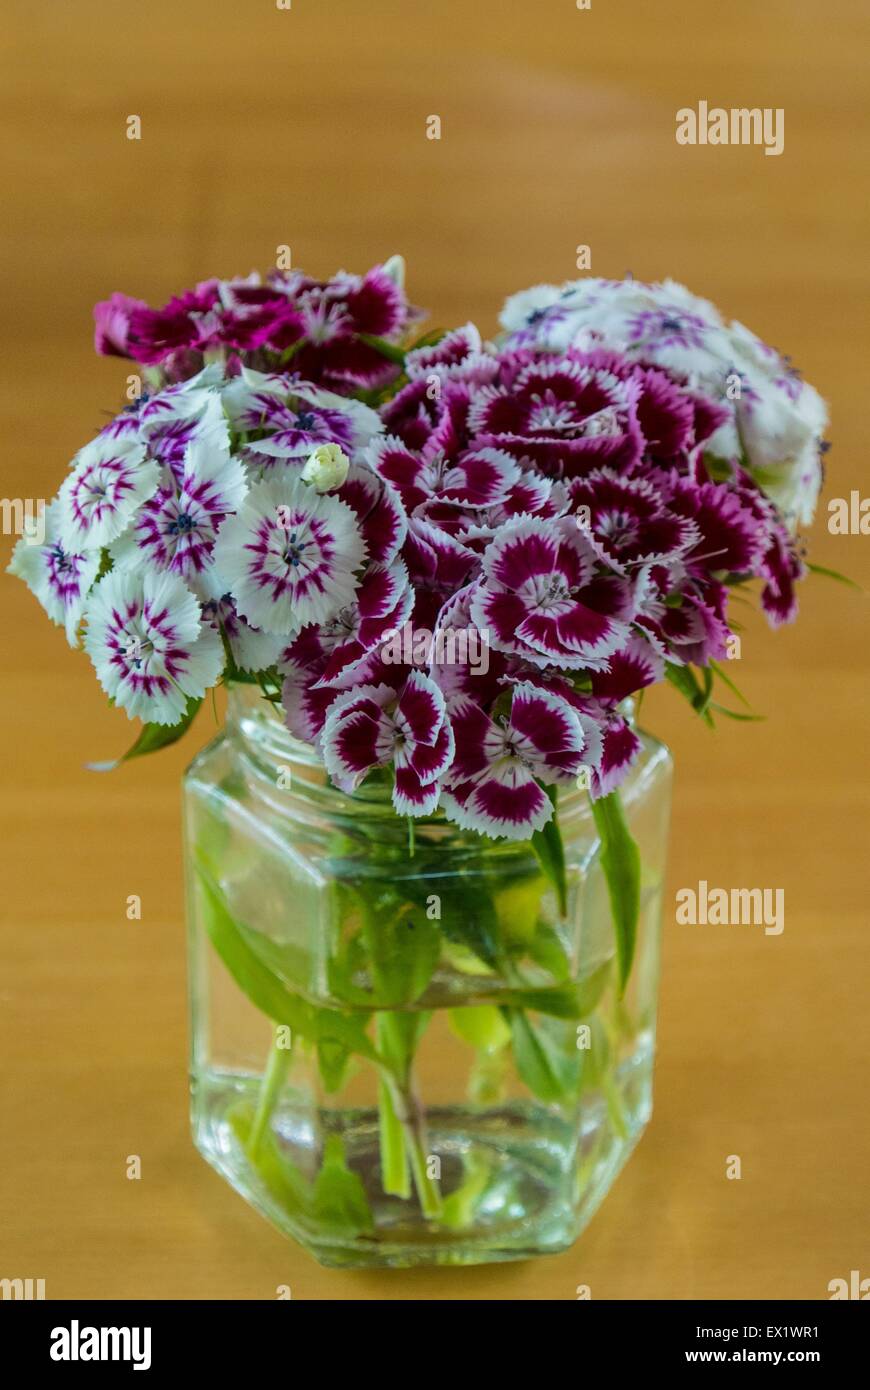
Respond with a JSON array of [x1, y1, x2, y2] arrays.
[[192, 1045, 654, 1269]]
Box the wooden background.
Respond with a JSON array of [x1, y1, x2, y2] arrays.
[[1, 0, 868, 1301]]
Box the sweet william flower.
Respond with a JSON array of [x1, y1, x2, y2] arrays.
[[198, 569, 285, 674], [302, 443, 350, 493], [221, 369, 381, 472], [110, 438, 248, 584], [322, 670, 454, 816], [57, 436, 160, 552], [470, 516, 636, 670], [83, 569, 224, 724], [500, 276, 828, 525], [93, 291, 149, 357], [7, 501, 100, 645], [212, 476, 366, 636], [441, 683, 587, 840]]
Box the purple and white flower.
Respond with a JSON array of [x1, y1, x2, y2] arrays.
[[83, 569, 224, 724], [212, 476, 366, 636], [111, 438, 248, 583], [470, 516, 636, 670], [441, 683, 587, 839], [198, 570, 285, 673], [500, 276, 828, 525], [221, 368, 381, 470], [7, 501, 100, 645], [322, 670, 454, 815], [57, 436, 159, 551]]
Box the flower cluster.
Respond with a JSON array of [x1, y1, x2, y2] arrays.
[[10, 263, 827, 839], [500, 276, 828, 527]]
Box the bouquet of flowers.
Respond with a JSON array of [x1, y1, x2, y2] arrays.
[[11, 261, 826, 821], [9, 259, 830, 1261]]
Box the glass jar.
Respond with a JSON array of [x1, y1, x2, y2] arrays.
[[184, 684, 672, 1268]]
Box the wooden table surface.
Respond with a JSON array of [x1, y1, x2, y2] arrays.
[[1, 0, 868, 1301]]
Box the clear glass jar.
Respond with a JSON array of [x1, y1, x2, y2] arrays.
[[184, 684, 672, 1268]]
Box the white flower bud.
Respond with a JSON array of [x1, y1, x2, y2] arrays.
[[301, 443, 350, 493], [382, 254, 406, 289]]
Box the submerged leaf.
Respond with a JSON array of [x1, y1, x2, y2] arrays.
[[531, 787, 568, 918], [590, 790, 641, 994]]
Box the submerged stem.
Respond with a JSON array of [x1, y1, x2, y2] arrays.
[[380, 1069, 443, 1219], [247, 1026, 293, 1159]]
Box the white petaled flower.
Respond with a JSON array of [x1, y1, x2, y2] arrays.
[[220, 368, 381, 472], [7, 500, 100, 645], [84, 569, 224, 724], [212, 476, 367, 637], [302, 442, 350, 492], [57, 436, 159, 551], [198, 567, 285, 673], [499, 276, 828, 526], [138, 363, 228, 426], [110, 438, 248, 584]]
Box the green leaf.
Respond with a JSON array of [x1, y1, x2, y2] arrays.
[[590, 790, 641, 994], [87, 695, 202, 772], [434, 877, 502, 970], [524, 921, 572, 982], [361, 898, 442, 1005], [316, 1037, 352, 1093], [228, 1103, 313, 1213], [531, 787, 568, 917], [665, 662, 715, 728], [500, 959, 612, 1020], [358, 333, 406, 365], [313, 1135, 375, 1237], [807, 561, 862, 593], [504, 1010, 579, 1103], [230, 1107, 375, 1239], [405, 328, 448, 352], [709, 703, 766, 723], [195, 861, 378, 1064], [441, 1152, 492, 1230], [448, 1005, 511, 1051], [708, 659, 754, 710]]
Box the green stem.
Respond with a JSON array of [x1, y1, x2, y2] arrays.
[[376, 1016, 410, 1199], [380, 1070, 442, 1219], [601, 1071, 629, 1141], [375, 1012, 443, 1219], [247, 1026, 293, 1159]]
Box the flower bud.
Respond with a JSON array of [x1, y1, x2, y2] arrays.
[[302, 443, 350, 493]]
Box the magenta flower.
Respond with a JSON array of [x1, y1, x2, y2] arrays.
[[367, 435, 520, 513], [281, 559, 413, 691], [667, 475, 771, 577], [469, 516, 636, 670], [336, 463, 407, 566], [441, 683, 587, 839], [94, 263, 419, 393], [322, 671, 454, 815], [93, 292, 149, 357], [466, 354, 643, 478], [565, 468, 699, 574]]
